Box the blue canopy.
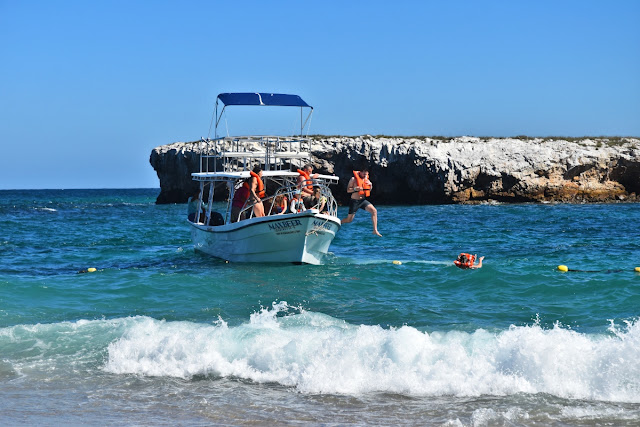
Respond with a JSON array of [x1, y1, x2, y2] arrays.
[[217, 93, 311, 108]]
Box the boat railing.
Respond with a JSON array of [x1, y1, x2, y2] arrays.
[[237, 181, 338, 221], [198, 135, 311, 173]]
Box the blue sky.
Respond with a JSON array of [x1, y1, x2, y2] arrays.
[[1, 0, 638, 189]]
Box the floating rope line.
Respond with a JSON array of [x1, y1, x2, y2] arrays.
[[558, 265, 640, 273]]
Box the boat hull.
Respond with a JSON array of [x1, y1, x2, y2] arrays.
[[190, 211, 341, 264]]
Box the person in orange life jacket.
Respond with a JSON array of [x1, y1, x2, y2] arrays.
[[248, 165, 266, 217], [273, 194, 288, 214], [297, 164, 318, 197], [289, 190, 306, 213], [454, 253, 484, 269], [341, 168, 381, 237]]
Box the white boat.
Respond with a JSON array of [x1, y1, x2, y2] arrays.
[[188, 93, 341, 264]]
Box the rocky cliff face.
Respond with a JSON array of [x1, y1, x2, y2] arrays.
[[150, 137, 640, 205], [149, 142, 202, 204]]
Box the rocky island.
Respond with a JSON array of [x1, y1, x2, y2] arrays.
[[149, 136, 640, 205]]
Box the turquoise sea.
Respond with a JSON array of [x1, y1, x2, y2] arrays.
[[1, 188, 639, 426]]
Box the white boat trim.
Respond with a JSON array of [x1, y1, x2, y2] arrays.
[[190, 210, 341, 264]]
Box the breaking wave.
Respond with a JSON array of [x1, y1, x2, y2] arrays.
[[103, 302, 640, 401]]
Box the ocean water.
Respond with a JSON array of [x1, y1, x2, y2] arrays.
[[1, 188, 639, 426]]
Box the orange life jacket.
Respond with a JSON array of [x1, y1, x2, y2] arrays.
[[244, 171, 265, 198], [297, 169, 313, 190], [454, 253, 476, 269], [353, 170, 371, 197]]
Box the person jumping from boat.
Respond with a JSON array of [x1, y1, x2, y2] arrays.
[[341, 167, 382, 237], [454, 253, 484, 269], [249, 165, 266, 217]]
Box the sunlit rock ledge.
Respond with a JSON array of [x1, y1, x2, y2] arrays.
[[150, 136, 640, 205]]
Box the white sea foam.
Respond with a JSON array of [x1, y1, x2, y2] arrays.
[[334, 258, 451, 266], [103, 303, 640, 402]]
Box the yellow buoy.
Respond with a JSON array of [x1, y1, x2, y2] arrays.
[[557, 265, 568, 272], [392, 260, 402, 265], [635, 267, 640, 273], [87, 267, 97, 273]]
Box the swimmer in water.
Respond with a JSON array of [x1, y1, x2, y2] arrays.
[[454, 253, 484, 269]]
